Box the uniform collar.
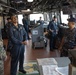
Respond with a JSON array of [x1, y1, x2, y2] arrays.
[[12, 23, 20, 29], [69, 27, 76, 31]]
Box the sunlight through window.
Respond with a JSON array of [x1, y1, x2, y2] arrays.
[[18, 14, 23, 25], [61, 11, 69, 24], [30, 14, 44, 21]]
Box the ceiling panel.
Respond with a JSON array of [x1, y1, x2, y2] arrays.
[[8, 0, 76, 13]]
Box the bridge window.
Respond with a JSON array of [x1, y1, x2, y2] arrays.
[[61, 11, 69, 24], [30, 14, 44, 22], [18, 14, 23, 25]]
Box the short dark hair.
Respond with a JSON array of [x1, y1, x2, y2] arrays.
[[67, 17, 76, 23], [53, 16, 57, 19], [10, 15, 17, 19], [10, 13, 17, 18]]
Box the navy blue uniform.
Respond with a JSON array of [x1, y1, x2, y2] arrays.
[[61, 27, 76, 56], [22, 18, 30, 40], [48, 20, 59, 50], [8, 24, 27, 75], [37, 20, 44, 25]]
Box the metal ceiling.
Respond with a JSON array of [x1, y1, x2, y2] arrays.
[[0, 0, 76, 14], [10, 0, 76, 12], [10, 0, 67, 11]]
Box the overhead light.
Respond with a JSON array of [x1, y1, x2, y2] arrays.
[[27, 9, 31, 11], [27, 0, 33, 2], [16, 1, 23, 3], [21, 9, 31, 13]]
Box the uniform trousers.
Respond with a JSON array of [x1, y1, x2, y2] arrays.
[[10, 45, 25, 75]]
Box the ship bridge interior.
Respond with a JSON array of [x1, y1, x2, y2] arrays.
[[0, 0, 76, 75]]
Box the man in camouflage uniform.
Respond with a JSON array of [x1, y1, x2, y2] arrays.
[[59, 17, 76, 57], [0, 38, 6, 75]]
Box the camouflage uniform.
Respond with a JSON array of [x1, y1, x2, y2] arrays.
[[0, 39, 6, 75], [61, 28, 76, 57]]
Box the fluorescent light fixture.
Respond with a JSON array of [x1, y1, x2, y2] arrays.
[[27, 0, 33, 2], [21, 9, 31, 13]]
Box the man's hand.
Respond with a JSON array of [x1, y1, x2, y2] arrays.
[[22, 41, 27, 45], [58, 46, 62, 52], [44, 32, 48, 35], [4, 55, 7, 61], [50, 29, 54, 32]]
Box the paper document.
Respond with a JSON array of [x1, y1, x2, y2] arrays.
[[42, 65, 60, 75], [37, 58, 57, 65], [55, 66, 68, 75]]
